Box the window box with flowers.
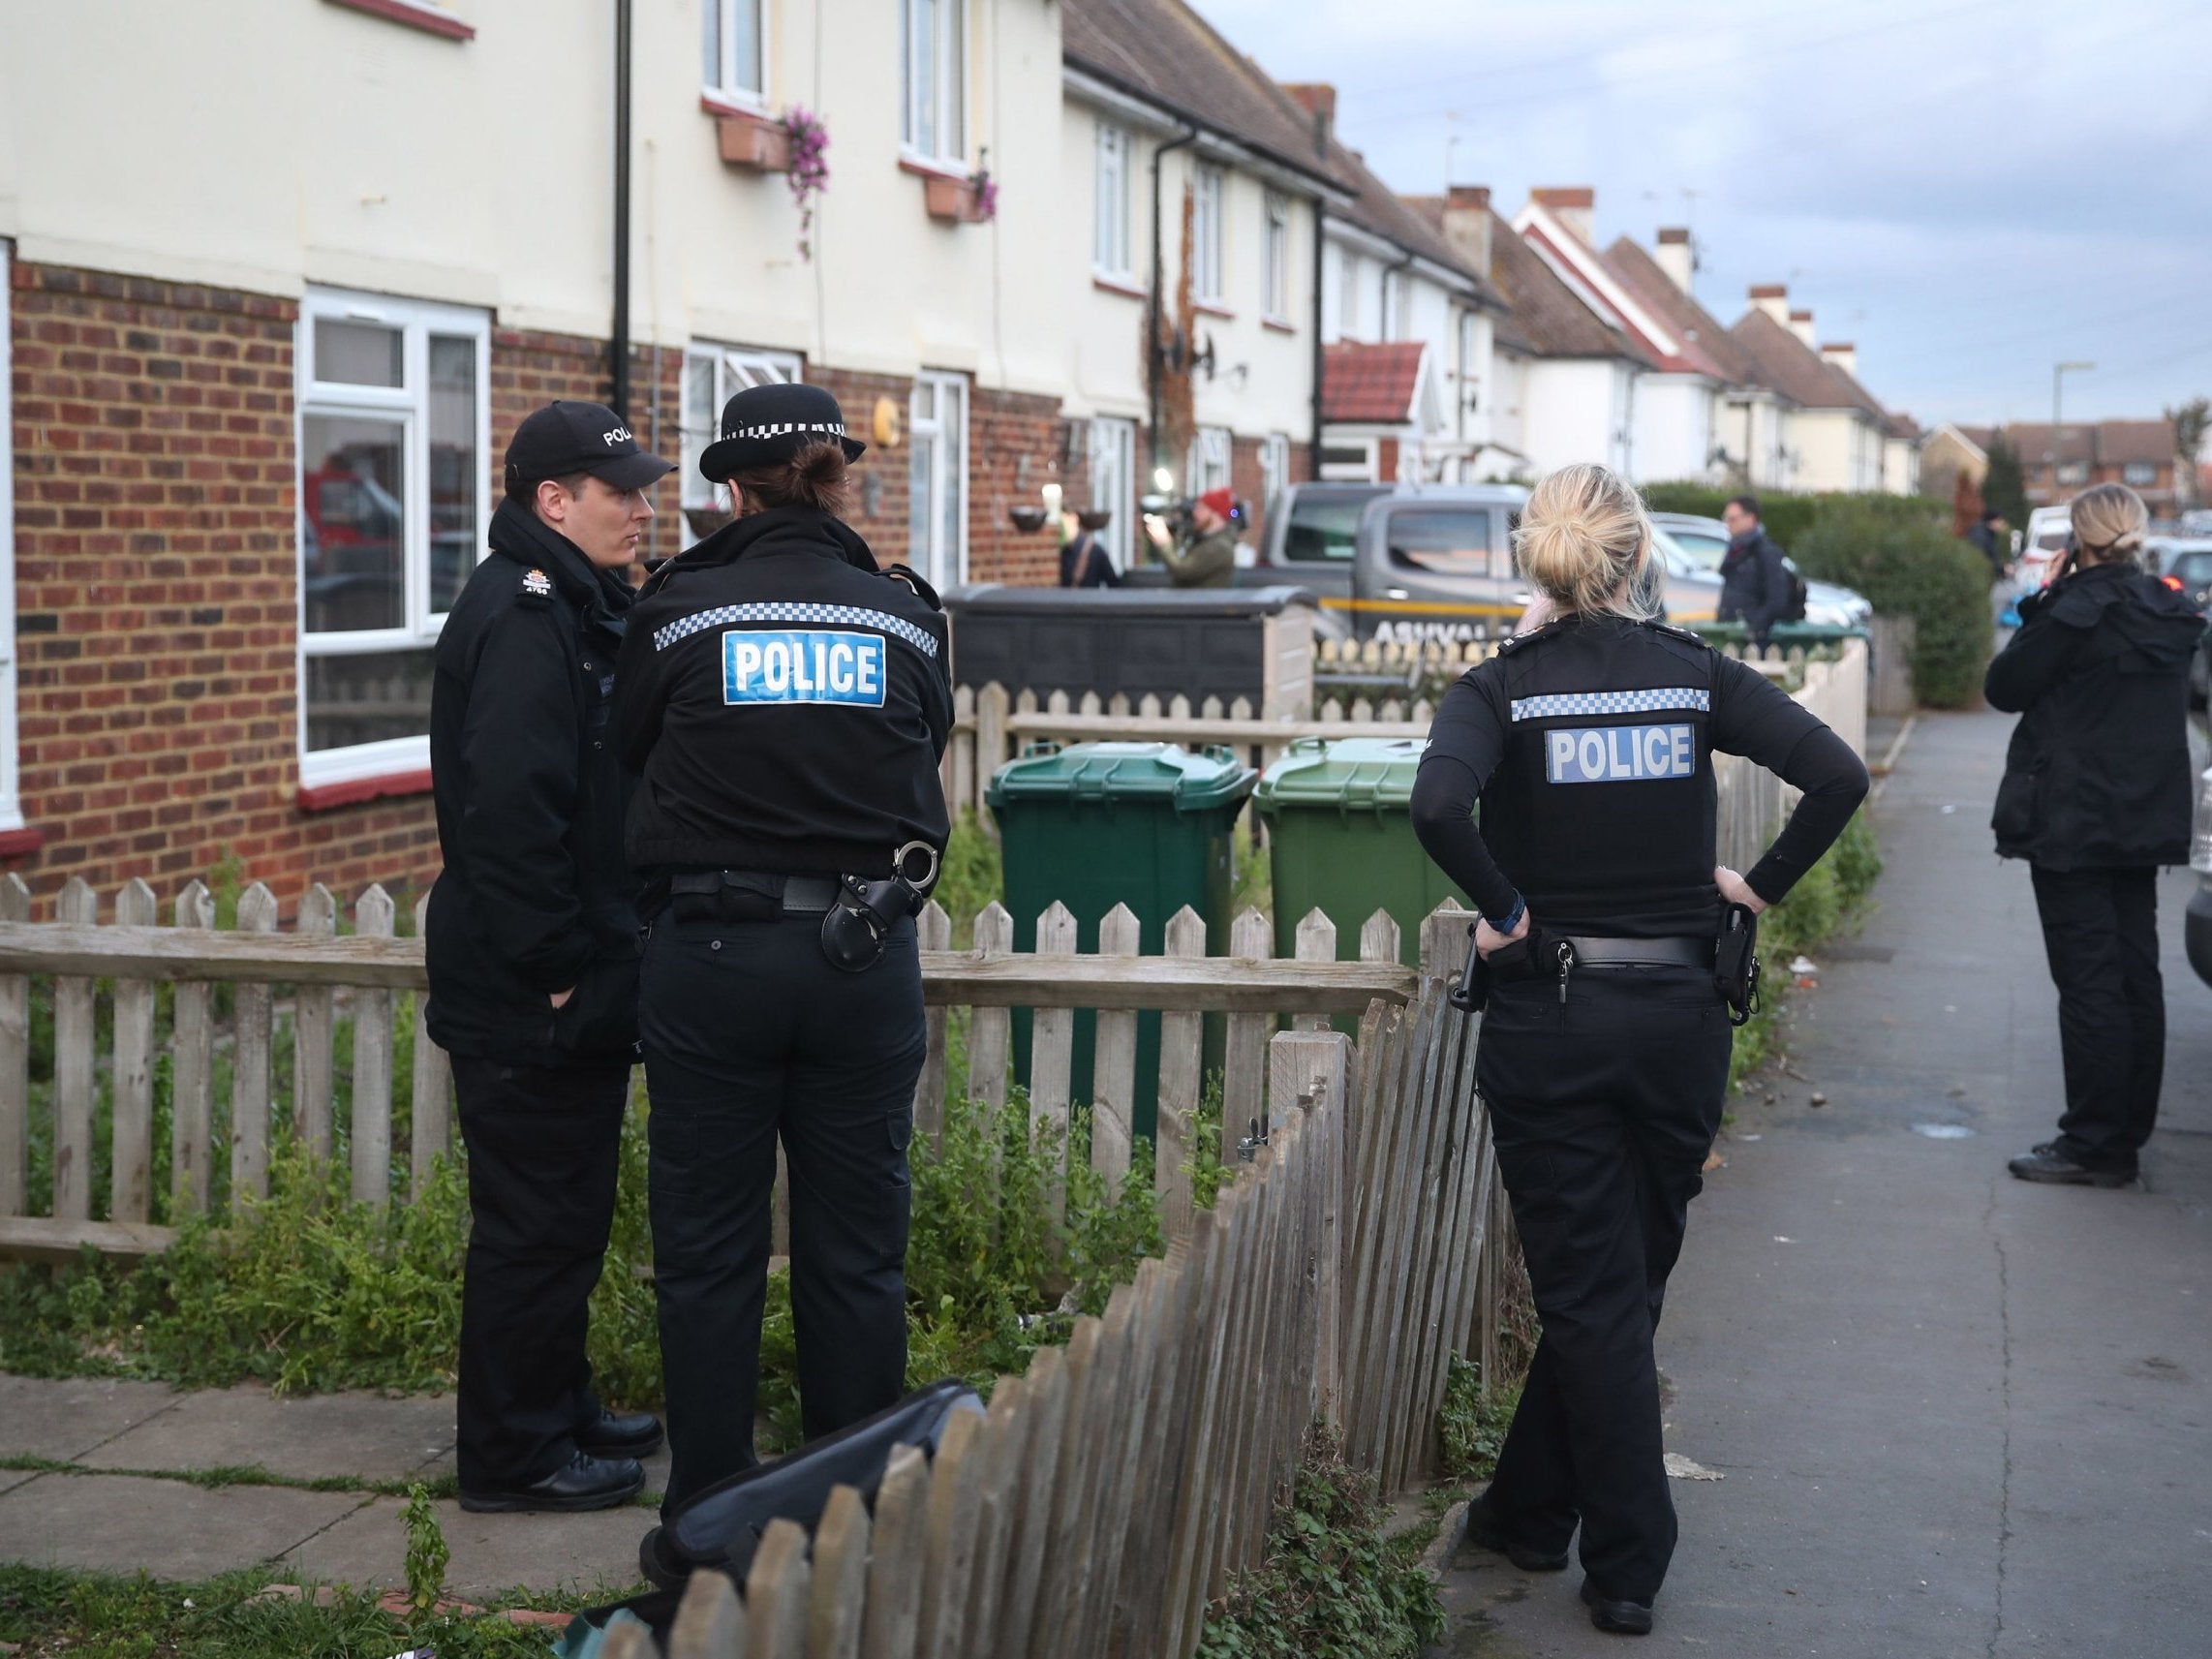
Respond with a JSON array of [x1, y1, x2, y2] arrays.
[[914, 155, 998, 226]]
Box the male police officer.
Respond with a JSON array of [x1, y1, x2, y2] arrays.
[[427, 400, 674, 1513], [615, 382, 951, 1518]]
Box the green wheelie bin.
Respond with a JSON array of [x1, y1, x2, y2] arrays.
[[986, 741, 1256, 1143], [1252, 736, 1469, 969]]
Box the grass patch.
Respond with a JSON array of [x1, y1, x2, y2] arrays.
[[1727, 812, 1883, 1097]]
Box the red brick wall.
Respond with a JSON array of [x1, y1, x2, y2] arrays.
[[809, 365, 914, 563], [968, 387, 1065, 587]]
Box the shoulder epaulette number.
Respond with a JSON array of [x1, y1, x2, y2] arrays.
[[1496, 620, 1565, 655], [519, 568, 554, 604]]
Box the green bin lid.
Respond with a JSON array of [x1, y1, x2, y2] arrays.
[[1253, 736, 1430, 815], [985, 741, 1255, 812]]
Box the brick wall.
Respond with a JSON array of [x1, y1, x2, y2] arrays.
[[968, 387, 1065, 587], [809, 365, 916, 563]]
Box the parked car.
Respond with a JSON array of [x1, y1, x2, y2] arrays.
[[1647, 511, 1873, 630], [2189, 762, 2212, 988]]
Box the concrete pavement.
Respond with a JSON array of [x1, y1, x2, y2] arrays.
[[1440, 705, 2212, 1656]]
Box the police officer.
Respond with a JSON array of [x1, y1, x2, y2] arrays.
[[614, 382, 951, 1516], [1409, 463, 1867, 1635], [427, 400, 674, 1513]]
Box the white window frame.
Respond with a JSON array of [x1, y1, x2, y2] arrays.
[[900, 0, 968, 168], [909, 371, 969, 591], [295, 286, 491, 789], [1193, 165, 1225, 305], [0, 242, 20, 833], [1088, 415, 1138, 570], [1262, 192, 1291, 323], [1094, 123, 1133, 279], [2123, 461, 2157, 487], [1337, 251, 1361, 340], [1259, 432, 1291, 521], [1381, 267, 1409, 341], [702, 0, 768, 108], [1186, 426, 1233, 497], [681, 343, 804, 541]]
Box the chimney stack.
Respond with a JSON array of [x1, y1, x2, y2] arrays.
[[1282, 82, 1336, 156], [1788, 308, 1816, 348], [1748, 284, 1791, 325], [1653, 228, 1694, 294], [1530, 186, 1595, 246], [1819, 342, 1859, 378], [1440, 185, 1493, 274]]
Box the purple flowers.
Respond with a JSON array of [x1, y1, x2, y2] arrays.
[[783, 107, 830, 261], [971, 169, 998, 224]]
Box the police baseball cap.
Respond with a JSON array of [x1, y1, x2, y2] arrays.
[[698, 381, 867, 482], [504, 400, 676, 494]]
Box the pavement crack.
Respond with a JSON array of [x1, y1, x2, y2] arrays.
[[1983, 1174, 2013, 1659], [267, 1490, 382, 1569]]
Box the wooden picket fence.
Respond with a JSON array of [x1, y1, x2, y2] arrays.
[[944, 637, 1868, 829], [583, 968, 1508, 1659]]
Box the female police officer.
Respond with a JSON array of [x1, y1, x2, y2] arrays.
[[614, 382, 950, 1515], [1411, 463, 1867, 1636]]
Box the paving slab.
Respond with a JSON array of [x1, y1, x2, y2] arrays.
[[79, 1384, 455, 1484], [0, 1373, 182, 1463], [0, 1471, 366, 1581], [280, 1493, 652, 1601]]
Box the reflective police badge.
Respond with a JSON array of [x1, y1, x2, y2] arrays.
[[722, 630, 887, 708], [522, 568, 554, 599]]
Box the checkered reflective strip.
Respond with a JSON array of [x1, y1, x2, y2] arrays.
[[654, 601, 939, 660], [1509, 687, 1710, 722], [721, 420, 848, 441]]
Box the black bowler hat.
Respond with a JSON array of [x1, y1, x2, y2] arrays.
[[698, 382, 867, 481], [504, 400, 675, 493]]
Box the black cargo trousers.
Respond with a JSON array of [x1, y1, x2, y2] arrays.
[[1474, 961, 1734, 1605], [639, 906, 925, 1515]]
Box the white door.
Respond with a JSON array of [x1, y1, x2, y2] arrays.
[[908, 372, 969, 590], [1088, 416, 1137, 570]]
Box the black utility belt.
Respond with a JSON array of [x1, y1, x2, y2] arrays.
[[1451, 905, 1761, 1027], [664, 845, 940, 974]]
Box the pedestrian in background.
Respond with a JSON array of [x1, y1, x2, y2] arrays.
[[616, 383, 951, 1521], [1147, 485, 1238, 588], [1058, 507, 1121, 588], [1411, 462, 1867, 1636], [1987, 483, 2205, 1187], [427, 401, 674, 1513], [1714, 494, 1792, 650], [1967, 509, 2012, 583]]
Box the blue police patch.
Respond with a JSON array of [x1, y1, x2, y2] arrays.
[[722, 629, 887, 707], [1545, 723, 1696, 784]]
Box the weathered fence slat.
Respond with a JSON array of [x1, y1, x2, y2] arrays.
[[668, 1568, 745, 1659], [991, 1343, 1066, 1659], [1221, 907, 1274, 1155], [294, 884, 338, 1158], [108, 879, 158, 1225], [917, 1405, 988, 1659], [168, 881, 215, 1218], [1029, 902, 1077, 1213], [230, 883, 279, 1208], [1089, 904, 1140, 1183], [805, 1484, 870, 1659], [50, 878, 97, 1222], [745, 1518, 813, 1657], [913, 901, 951, 1146], [350, 885, 396, 1208], [0, 876, 29, 1217], [960, 1376, 1026, 1652], [408, 893, 451, 1200], [1291, 906, 1336, 1031], [860, 1442, 931, 1659], [967, 904, 1012, 1109], [1153, 906, 1207, 1237]]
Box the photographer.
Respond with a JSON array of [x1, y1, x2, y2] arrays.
[[1146, 485, 1238, 588]]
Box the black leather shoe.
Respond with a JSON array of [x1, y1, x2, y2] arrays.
[[459, 1450, 646, 1514], [1456, 1493, 1570, 1572], [578, 1407, 664, 1459], [2008, 1146, 2136, 1187], [1581, 1577, 1654, 1636]]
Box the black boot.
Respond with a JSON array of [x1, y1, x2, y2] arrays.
[[2008, 1145, 2136, 1187], [1581, 1577, 1654, 1636], [578, 1407, 665, 1459], [1457, 1491, 1571, 1572], [459, 1449, 646, 1514]]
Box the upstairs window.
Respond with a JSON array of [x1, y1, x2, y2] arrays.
[[1094, 123, 1133, 277], [1262, 192, 1290, 321], [901, 0, 967, 166], [2055, 460, 2089, 486], [702, 0, 765, 105], [1193, 165, 1225, 304], [296, 288, 489, 786], [2123, 461, 2157, 486], [681, 344, 803, 540]]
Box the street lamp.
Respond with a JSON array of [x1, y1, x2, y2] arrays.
[[2052, 360, 2095, 498]]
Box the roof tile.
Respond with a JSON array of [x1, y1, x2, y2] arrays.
[[1322, 341, 1427, 423]]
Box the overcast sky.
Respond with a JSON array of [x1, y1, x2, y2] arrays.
[[1194, 0, 2212, 431]]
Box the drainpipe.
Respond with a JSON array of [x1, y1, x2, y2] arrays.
[[610, 0, 634, 420], [1308, 206, 1325, 481], [1148, 126, 1199, 487]]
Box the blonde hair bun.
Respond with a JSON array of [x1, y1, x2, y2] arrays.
[[1513, 462, 1656, 621], [2069, 482, 2148, 561]]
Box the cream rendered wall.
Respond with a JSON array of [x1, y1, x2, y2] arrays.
[[1631, 375, 1718, 485], [1189, 160, 1312, 466], [1518, 356, 1626, 477], [1883, 436, 1920, 495], [1788, 409, 1863, 493], [2, 0, 1064, 386]]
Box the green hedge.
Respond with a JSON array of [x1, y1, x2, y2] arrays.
[[1640, 484, 1993, 708]]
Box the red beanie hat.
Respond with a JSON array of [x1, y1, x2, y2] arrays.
[[1199, 487, 1236, 520]]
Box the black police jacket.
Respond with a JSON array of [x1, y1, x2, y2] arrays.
[[424, 500, 643, 1064], [1985, 562, 2204, 870], [1410, 616, 1869, 937], [615, 506, 952, 880]]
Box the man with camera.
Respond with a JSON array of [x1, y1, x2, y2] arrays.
[[1147, 485, 1239, 588]]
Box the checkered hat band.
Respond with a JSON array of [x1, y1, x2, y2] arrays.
[[653, 601, 939, 661], [722, 421, 848, 442], [1510, 687, 1710, 722]]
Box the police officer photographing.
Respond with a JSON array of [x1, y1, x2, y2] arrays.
[[428, 400, 674, 1514], [614, 383, 951, 1520], [1410, 463, 1867, 1636]]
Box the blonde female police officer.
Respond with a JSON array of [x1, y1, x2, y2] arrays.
[[1411, 463, 1867, 1636], [614, 383, 951, 1516]]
